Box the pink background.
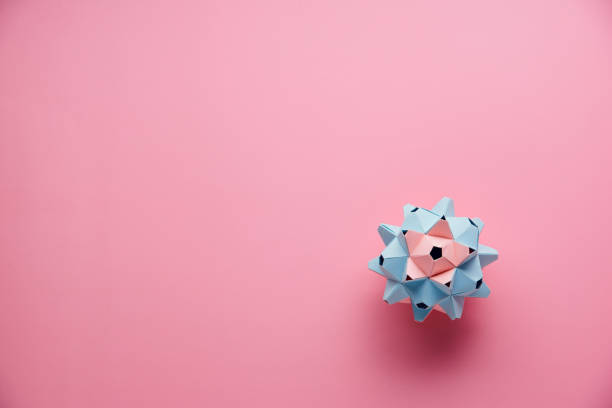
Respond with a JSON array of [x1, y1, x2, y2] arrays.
[[1, 0, 612, 407]]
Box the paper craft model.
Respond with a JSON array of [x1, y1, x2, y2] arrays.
[[368, 197, 498, 322]]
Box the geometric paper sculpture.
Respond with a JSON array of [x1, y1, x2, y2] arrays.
[[368, 197, 498, 322]]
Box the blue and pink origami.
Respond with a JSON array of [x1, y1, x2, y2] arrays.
[[368, 197, 498, 322]]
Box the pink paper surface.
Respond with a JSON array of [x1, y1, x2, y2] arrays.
[[1, 1, 612, 407]]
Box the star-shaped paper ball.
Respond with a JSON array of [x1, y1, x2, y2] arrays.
[[368, 197, 498, 322]]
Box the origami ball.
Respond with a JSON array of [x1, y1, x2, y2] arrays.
[[368, 197, 498, 322]]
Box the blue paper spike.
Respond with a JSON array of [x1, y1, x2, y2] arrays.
[[439, 295, 465, 320], [411, 302, 434, 322], [477, 244, 498, 267], [383, 280, 409, 304], [446, 216, 468, 238], [447, 217, 479, 249], [438, 297, 455, 318], [451, 296, 465, 318], [380, 236, 407, 258], [380, 257, 406, 282], [471, 217, 484, 231], [368, 257, 384, 277], [401, 213, 424, 233], [402, 203, 418, 219], [377, 224, 402, 245], [414, 208, 440, 233], [410, 279, 447, 307], [451, 269, 477, 295], [468, 281, 491, 298], [457, 256, 483, 281], [431, 197, 455, 217], [403, 277, 426, 296]]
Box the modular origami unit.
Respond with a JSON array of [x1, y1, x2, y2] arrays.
[[368, 197, 498, 322]]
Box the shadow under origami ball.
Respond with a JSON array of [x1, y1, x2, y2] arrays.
[[362, 299, 482, 375]]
